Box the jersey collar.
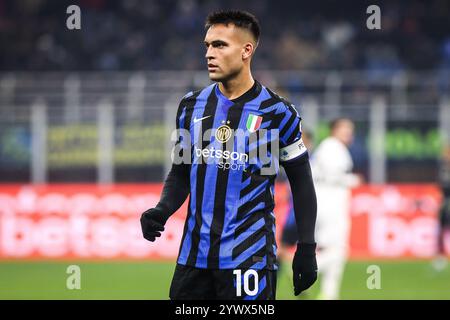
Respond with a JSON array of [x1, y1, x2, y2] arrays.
[[214, 80, 262, 106]]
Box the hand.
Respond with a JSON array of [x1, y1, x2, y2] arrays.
[[292, 242, 318, 296], [140, 207, 169, 242]]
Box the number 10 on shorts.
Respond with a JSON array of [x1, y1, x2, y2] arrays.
[[233, 269, 259, 297]]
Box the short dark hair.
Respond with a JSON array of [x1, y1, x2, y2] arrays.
[[330, 118, 354, 131], [205, 10, 260, 43]]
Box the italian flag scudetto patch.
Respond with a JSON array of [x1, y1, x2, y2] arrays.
[[246, 114, 262, 133]]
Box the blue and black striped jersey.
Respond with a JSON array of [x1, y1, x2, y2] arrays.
[[173, 80, 307, 270]]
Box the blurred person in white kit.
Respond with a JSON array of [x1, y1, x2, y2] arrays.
[[310, 118, 362, 300]]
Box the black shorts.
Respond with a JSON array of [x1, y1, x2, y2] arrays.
[[169, 264, 277, 300]]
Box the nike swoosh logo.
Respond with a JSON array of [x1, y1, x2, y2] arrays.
[[193, 115, 211, 123]]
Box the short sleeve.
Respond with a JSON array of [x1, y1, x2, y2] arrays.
[[278, 103, 308, 163], [171, 98, 190, 165]]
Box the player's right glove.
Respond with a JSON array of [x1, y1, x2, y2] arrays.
[[140, 206, 169, 242], [292, 242, 318, 296]]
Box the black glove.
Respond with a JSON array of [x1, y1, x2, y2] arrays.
[[140, 206, 170, 242], [292, 242, 318, 296]]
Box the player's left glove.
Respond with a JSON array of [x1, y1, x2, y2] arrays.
[[292, 242, 318, 296]]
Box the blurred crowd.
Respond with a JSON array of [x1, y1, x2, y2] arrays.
[[0, 0, 449, 72]]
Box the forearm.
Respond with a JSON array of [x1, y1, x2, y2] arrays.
[[283, 154, 317, 244], [156, 163, 190, 216]]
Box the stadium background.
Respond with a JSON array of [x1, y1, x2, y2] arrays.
[[0, 0, 449, 299]]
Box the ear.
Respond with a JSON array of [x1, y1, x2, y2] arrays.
[[242, 42, 254, 60]]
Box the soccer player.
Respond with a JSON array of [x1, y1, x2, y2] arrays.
[[140, 10, 317, 300], [311, 118, 362, 300]]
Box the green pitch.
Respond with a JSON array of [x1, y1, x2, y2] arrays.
[[0, 260, 449, 299]]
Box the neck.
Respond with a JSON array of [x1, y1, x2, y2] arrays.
[[218, 69, 254, 100]]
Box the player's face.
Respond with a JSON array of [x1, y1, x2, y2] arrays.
[[204, 24, 249, 82], [338, 121, 355, 146]]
